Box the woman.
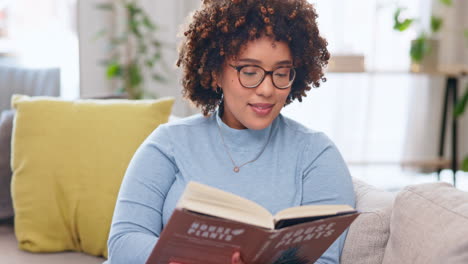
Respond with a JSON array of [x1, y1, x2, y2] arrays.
[[106, 0, 355, 263]]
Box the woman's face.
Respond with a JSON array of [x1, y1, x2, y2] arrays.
[[217, 36, 293, 130]]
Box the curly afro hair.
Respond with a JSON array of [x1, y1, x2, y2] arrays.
[[177, 0, 330, 116]]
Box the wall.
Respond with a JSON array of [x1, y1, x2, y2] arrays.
[[77, 0, 200, 116], [77, 0, 112, 98]]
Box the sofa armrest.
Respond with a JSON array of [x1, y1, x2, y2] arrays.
[[340, 177, 396, 264], [0, 110, 15, 220]]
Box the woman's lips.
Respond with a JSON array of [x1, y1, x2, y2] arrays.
[[249, 103, 274, 116]]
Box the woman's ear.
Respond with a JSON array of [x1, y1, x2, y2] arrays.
[[211, 71, 222, 90]]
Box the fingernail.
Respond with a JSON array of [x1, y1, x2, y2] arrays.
[[234, 252, 240, 263]]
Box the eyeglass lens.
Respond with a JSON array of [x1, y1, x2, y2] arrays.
[[239, 66, 295, 88]]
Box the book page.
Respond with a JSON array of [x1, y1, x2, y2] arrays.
[[177, 182, 275, 229], [273, 204, 356, 224]]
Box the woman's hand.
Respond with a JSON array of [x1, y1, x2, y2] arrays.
[[169, 251, 245, 264]]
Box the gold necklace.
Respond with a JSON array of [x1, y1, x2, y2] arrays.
[[216, 121, 273, 173]]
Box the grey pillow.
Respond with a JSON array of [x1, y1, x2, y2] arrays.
[[0, 110, 14, 220], [382, 182, 468, 264]]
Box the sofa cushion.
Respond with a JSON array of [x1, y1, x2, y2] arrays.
[[0, 223, 104, 264], [341, 177, 395, 264], [11, 95, 174, 258], [0, 110, 15, 220], [382, 182, 468, 264]]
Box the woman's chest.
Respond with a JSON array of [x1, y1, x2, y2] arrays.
[[161, 133, 305, 225], [162, 155, 302, 226]]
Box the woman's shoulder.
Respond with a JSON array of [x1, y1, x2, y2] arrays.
[[279, 114, 331, 144], [145, 113, 211, 145], [152, 113, 212, 135], [165, 113, 210, 127]]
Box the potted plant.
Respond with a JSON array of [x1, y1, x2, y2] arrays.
[[459, 30, 468, 172], [96, 0, 166, 99], [395, 0, 468, 172], [454, 85, 468, 172], [393, 0, 451, 72]]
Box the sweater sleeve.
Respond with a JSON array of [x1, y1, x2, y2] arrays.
[[106, 124, 177, 264], [301, 132, 355, 264]]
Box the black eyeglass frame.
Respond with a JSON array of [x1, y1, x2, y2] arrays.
[[228, 64, 296, 90]]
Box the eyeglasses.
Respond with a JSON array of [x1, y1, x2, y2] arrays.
[[229, 64, 296, 89]]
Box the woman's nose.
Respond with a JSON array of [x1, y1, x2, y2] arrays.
[[255, 74, 275, 97]]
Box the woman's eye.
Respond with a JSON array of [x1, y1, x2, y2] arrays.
[[242, 72, 258, 76], [274, 73, 288, 77]]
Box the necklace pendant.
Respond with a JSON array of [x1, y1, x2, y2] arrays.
[[233, 167, 240, 173]]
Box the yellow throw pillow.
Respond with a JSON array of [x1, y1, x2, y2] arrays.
[[11, 94, 174, 258]]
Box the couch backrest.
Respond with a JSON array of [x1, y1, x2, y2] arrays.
[[0, 65, 60, 112]]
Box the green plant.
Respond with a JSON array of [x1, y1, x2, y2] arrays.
[[393, 8, 414, 32], [462, 156, 468, 172], [431, 16, 443, 33], [409, 33, 429, 63], [393, 0, 451, 63], [96, 0, 166, 99], [454, 84, 468, 172], [465, 29, 468, 47]]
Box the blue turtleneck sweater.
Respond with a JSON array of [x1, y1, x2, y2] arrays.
[[106, 109, 355, 264]]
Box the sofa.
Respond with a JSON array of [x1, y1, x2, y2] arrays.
[[0, 64, 60, 113], [1, 99, 468, 263], [3, 176, 468, 264]]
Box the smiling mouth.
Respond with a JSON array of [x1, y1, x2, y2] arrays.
[[249, 104, 274, 116], [248, 104, 274, 109]]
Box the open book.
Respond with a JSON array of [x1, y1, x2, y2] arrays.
[[146, 181, 359, 264]]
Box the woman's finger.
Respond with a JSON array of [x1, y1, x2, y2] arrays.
[[231, 251, 245, 264]]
